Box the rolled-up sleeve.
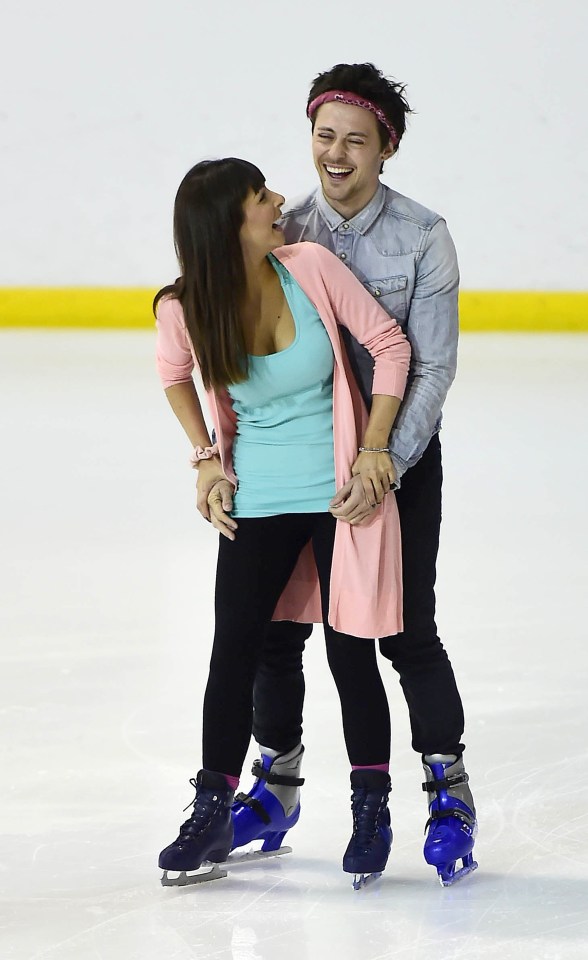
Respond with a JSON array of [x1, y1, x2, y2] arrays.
[[155, 296, 195, 389]]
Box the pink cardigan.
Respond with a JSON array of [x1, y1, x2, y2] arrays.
[[156, 242, 411, 638]]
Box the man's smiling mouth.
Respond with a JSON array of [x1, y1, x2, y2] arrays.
[[324, 164, 353, 179]]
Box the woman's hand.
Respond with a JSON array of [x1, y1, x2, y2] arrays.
[[351, 450, 396, 507], [196, 459, 238, 540], [329, 475, 376, 525]]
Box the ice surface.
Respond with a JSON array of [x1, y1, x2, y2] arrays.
[[1, 332, 587, 959]]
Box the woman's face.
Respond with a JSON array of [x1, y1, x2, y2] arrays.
[[239, 185, 285, 261]]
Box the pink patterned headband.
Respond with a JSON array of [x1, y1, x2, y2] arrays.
[[307, 90, 399, 146]]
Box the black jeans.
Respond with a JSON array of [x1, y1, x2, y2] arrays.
[[252, 434, 465, 757], [203, 512, 390, 776]]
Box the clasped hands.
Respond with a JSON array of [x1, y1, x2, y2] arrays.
[[196, 451, 395, 541]]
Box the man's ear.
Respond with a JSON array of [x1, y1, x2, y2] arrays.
[[381, 142, 396, 163]]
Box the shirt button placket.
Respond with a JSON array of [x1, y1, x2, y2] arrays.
[[336, 223, 353, 266]]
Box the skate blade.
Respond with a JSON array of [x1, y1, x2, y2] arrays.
[[160, 847, 292, 888], [438, 857, 478, 887], [161, 863, 228, 887], [352, 871, 382, 891], [227, 845, 292, 867]]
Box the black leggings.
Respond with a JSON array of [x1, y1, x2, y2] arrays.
[[202, 512, 390, 776], [252, 435, 465, 757]]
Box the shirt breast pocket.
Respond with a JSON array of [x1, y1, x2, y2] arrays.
[[363, 275, 408, 323]]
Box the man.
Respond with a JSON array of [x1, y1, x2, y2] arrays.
[[207, 62, 477, 885]]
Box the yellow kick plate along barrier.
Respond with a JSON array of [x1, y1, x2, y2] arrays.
[[0, 288, 586, 331]]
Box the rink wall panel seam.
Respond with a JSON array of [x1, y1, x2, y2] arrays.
[[0, 289, 587, 331]]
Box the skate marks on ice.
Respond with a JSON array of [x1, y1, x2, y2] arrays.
[[160, 869, 588, 960], [6, 868, 588, 960], [160, 844, 292, 887]]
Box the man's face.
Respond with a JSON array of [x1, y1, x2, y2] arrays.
[[311, 101, 394, 219]]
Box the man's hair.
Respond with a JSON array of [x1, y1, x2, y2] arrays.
[[308, 62, 413, 150]]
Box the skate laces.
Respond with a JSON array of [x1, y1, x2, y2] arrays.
[[178, 778, 224, 838], [182, 777, 200, 813], [350, 789, 387, 845]]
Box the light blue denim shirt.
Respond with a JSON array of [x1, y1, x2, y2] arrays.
[[280, 182, 459, 483]]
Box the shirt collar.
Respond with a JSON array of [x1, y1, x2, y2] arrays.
[[316, 182, 386, 235]]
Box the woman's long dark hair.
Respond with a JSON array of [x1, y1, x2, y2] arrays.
[[154, 158, 265, 390]]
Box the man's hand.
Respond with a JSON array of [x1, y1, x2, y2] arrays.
[[351, 450, 396, 506], [196, 460, 237, 540], [329, 475, 377, 525]]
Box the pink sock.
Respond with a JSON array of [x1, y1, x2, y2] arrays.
[[352, 763, 390, 773], [223, 774, 239, 791]]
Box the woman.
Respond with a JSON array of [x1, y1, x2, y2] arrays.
[[155, 158, 410, 886]]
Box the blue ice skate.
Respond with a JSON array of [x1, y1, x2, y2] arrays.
[[159, 769, 234, 886], [343, 770, 392, 890], [422, 755, 478, 886], [231, 745, 304, 854]]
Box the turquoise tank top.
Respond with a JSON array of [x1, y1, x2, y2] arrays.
[[227, 255, 336, 517]]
